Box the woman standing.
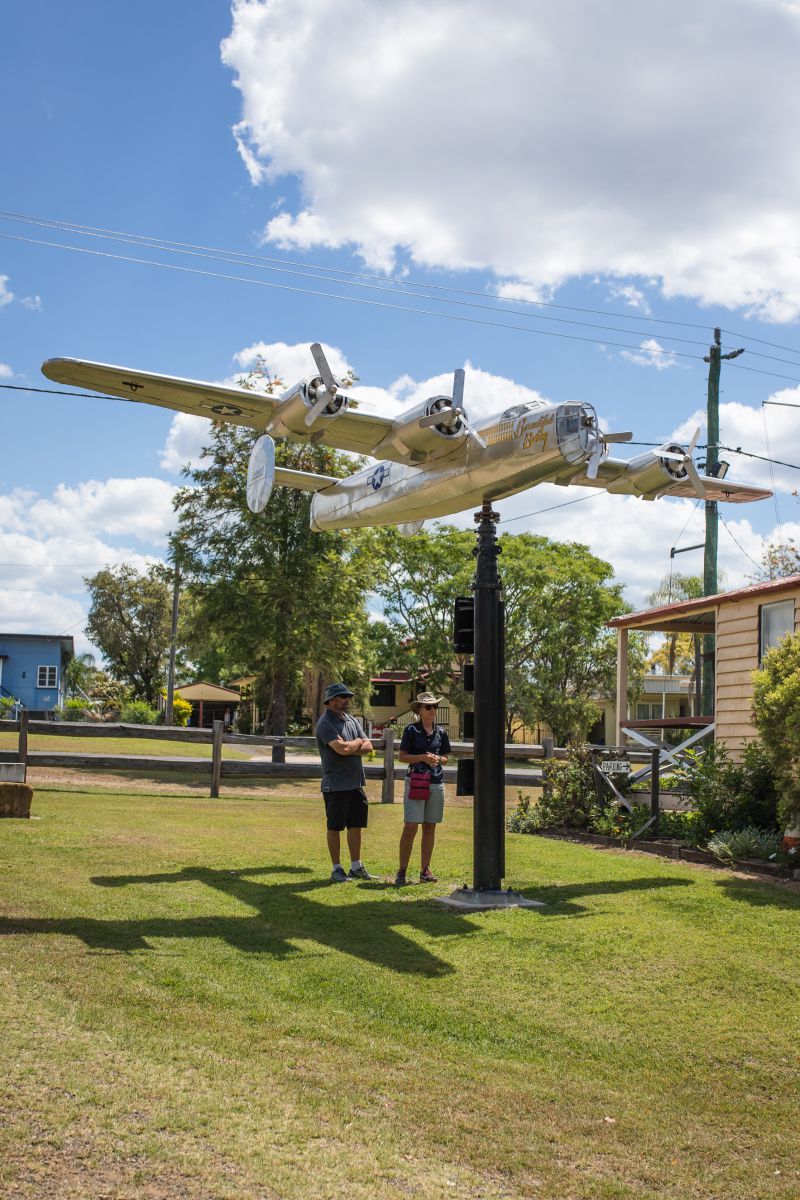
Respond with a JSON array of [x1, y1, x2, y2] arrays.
[[394, 692, 451, 885]]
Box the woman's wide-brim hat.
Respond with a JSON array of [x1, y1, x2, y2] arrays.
[[411, 691, 443, 712]]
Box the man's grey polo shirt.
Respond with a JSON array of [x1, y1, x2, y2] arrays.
[[315, 708, 367, 792]]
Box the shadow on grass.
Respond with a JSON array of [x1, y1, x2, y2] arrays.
[[0, 864, 471, 977], [0, 865, 696, 976], [713, 876, 800, 910], [519, 875, 694, 916]]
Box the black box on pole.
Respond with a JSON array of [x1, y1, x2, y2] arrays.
[[462, 710, 475, 740], [453, 596, 475, 654], [463, 663, 475, 692], [456, 758, 475, 796]]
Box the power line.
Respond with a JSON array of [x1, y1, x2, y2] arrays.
[[6, 209, 800, 371], [1, 229, 709, 363], [0, 208, 733, 335], [719, 514, 764, 572]]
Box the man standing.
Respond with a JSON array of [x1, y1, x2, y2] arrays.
[[315, 682, 376, 882]]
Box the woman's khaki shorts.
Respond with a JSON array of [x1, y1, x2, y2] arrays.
[[403, 776, 446, 824]]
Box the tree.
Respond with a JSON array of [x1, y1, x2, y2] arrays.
[[752, 632, 800, 829], [753, 538, 800, 581], [373, 525, 637, 744], [84, 564, 173, 704], [173, 420, 378, 734]]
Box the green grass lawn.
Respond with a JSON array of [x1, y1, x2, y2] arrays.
[[1, 785, 798, 1200], [0, 730, 253, 759]]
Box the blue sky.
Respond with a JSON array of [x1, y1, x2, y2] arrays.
[[2, 0, 800, 654]]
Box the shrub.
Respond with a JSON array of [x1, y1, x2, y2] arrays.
[[506, 792, 544, 834], [0, 695, 15, 719], [58, 698, 91, 721], [752, 633, 800, 829], [672, 741, 779, 843], [119, 700, 158, 725], [706, 827, 783, 863], [538, 745, 596, 828]]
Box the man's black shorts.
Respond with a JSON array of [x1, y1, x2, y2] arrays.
[[323, 788, 369, 831]]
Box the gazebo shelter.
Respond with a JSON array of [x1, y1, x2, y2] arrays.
[[608, 574, 800, 759], [174, 682, 241, 730]]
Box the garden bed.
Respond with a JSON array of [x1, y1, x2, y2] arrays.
[[535, 826, 797, 878]]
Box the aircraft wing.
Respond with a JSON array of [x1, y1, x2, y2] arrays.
[[41, 356, 395, 455], [564, 454, 772, 504], [42, 357, 279, 429]]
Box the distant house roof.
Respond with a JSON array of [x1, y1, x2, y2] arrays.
[[175, 681, 241, 702], [226, 675, 257, 689], [371, 671, 413, 683], [608, 574, 800, 634], [0, 633, 74, 657]]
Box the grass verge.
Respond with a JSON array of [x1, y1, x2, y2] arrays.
[[1, 786, 798, 1199]]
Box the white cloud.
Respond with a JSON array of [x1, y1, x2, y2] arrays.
[[606, 283, 651, 314], [160, 412, 216, 473], [0, 482, 173, 655], [620, 339, 680, 370], [0, 363, 12, 379], [20, 294, 42, 312], [27, 478, 177, 544], [0, 275, 13, 308], [222, 0, 800, 318]]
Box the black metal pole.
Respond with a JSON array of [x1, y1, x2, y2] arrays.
[[472, 502, 505, 891]]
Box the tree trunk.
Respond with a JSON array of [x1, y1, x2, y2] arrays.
[[266, 668, 288, 762]]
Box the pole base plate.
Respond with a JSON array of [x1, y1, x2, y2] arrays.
[[436, 887, 545, 912]]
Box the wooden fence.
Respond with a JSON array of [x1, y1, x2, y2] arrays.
[[0, 715, 574, 800]]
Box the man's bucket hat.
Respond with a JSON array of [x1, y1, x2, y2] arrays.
[[323, 682, 355, 702]]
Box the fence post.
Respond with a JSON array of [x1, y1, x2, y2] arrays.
[[542, 736, 554, 802], [381, 727, 395, 804], [210, 719, 224, 798], [650, 746, 660, 835], [18, 711, 29, 783], [271, 739, 286, 765]]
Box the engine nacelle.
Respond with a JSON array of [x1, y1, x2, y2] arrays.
[[376, 395, 465, 457], [266, 376, 349, 437], [607, 448, 688, 497]]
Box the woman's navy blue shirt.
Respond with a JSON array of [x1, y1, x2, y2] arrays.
[[399, 722, 452, 783]]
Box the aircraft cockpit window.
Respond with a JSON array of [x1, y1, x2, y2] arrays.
[[502, 402, 538, 419]]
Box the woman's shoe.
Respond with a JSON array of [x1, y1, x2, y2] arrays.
[[419, 867, 438, 882]]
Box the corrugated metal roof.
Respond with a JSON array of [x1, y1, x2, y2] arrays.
[[175, 682, 242, 702], [608, 573, 800, 630]]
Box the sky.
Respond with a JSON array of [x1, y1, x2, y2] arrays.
[[2, 0, 800, 658]]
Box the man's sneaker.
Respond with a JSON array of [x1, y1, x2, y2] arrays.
[[348, 864, 377, 880], [394, 869, 409, 886], [330, 865, 353, 883], [419, 867, 439, 883]]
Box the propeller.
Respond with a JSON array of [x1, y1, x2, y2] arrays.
[[585, 428, 632, 481], [417, 368, 486, 448], [654, 427, 706, 497], [304, 342, 341, 427]]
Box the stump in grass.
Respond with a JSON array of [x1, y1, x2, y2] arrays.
[[0, 782, 33, 818]]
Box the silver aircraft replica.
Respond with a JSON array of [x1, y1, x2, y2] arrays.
[[42, 344, 770, 533]]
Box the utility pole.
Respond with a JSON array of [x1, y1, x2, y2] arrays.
[[701, 328, 744, 716], [164, 544, 181, 727]]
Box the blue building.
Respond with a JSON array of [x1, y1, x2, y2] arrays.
[[0, 633, 74, 717]]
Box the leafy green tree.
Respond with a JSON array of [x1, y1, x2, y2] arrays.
[[753, 538, 800, 581], [173, 421, 378, 734], [84, 564, 173, 704], [752, 632, 800, 828], [373, 525, 637, 744]]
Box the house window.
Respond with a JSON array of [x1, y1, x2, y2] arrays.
[[37, 665, 58, 688], [759, 600, 795, 661], [371, 682, 396, 707], [636, 703, 660, 720]]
